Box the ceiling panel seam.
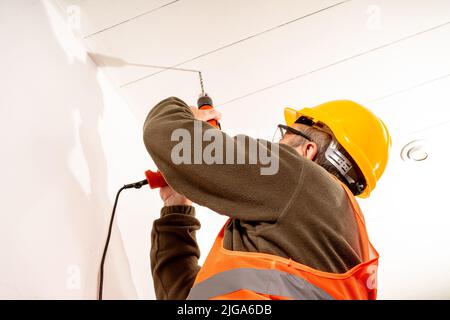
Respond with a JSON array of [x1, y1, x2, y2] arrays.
[[119, 0, 351, 88], [217, 21, 450, 107], [397, 119, 450, 140], [365, 73, 450, 105], [83, 0, 181, 39]]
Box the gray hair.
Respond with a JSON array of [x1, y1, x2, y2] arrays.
[[287, 126, 365, 195]]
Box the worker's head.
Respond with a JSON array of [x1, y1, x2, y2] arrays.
[[277, 123, 364, 194], [278, 123, 326, 161], [281, 100, 391, 198]]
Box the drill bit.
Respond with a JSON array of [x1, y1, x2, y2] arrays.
[[198, 71, 205, 95]]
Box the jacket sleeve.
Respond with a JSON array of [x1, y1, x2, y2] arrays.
[[151, 205, 201, 300], [143, 97, 305, 223]]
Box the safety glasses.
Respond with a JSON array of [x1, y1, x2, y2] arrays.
[[272, 124, 314, 143]]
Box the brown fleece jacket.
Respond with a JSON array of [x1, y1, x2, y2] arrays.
[[143, 97, 363, 300]]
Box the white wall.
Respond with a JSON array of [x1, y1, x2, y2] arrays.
[[0, 0, 226, 300], [0, 0, 148, 299]]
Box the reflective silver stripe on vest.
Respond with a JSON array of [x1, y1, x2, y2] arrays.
[[187, 268, 334, 300]]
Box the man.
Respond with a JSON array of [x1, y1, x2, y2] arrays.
[[143, 96, 391, 300]]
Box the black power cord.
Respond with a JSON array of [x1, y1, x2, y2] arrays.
[[98, 179, 148, 300]]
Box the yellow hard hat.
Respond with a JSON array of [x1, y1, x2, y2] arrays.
[[284, 100, 391, 198]]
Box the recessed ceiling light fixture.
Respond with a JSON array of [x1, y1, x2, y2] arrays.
[[400, 139, 428, 162]]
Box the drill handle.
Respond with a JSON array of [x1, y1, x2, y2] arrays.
[[145, 170, 168, 189]]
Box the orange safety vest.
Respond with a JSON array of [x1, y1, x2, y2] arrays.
[[187, 178, 379, 300]]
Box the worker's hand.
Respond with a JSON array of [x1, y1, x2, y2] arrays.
[[160, 186, 193, 207], [190, 107, 222, 122]]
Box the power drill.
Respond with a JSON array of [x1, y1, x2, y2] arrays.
[[145, 92, 221, 189]]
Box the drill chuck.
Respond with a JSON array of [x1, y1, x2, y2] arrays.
[[197, 93, 213, 108]]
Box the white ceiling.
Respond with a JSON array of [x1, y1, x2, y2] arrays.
[[54, 0, 450, 299], [55, 0, 450, 141]]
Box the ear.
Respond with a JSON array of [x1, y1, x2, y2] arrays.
[[304, 142, 318, 161]]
